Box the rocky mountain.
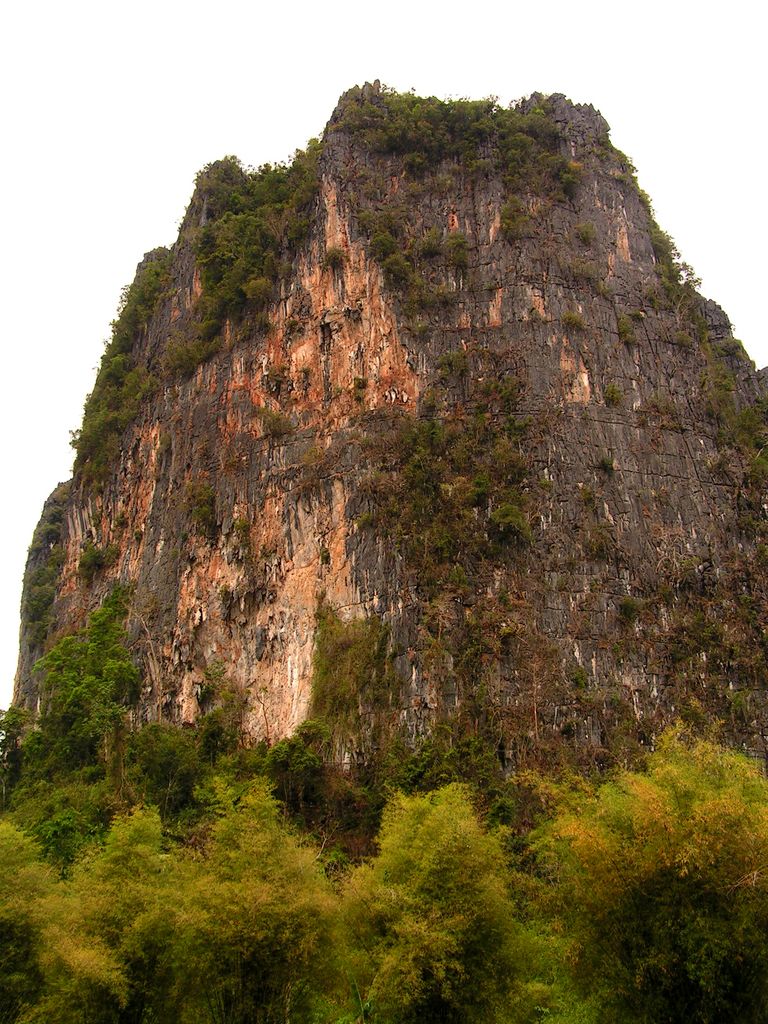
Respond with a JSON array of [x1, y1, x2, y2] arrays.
[[15, 83, 768, 766]]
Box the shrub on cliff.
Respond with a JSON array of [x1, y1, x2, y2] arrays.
[[336, 88, 570, 197], [445, 231, 469, 270], [72, 251, 170, 487], [78, 541, 118, 585], [310, 603, 394, 754], [184, 480, 217, 538], [194, 145, 321, 341]]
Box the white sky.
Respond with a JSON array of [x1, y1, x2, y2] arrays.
[[1, 0, 764, 709]]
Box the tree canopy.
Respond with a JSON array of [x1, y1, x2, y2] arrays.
[[536, 734, 768, 1023]]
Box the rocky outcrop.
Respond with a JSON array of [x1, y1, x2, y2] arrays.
[[15, 85, 768, 763]]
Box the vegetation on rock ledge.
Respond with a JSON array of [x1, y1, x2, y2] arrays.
[[20, 483, 70, 649], [335, 88, 581, 197], [193, 146, 322, 342], [71, 249, 170, 486]]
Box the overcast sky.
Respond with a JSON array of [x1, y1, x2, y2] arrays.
[[1, 0, 764, 709]]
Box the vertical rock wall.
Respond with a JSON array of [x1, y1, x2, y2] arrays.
[[15, 87, 768, 760]]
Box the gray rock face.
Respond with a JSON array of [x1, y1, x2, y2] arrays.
[[15, 89, 768, 764]]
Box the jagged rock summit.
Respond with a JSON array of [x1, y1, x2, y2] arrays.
[[15, 85, 768, 765]]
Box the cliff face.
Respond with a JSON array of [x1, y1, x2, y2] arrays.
[[15, 85, 768, 763]]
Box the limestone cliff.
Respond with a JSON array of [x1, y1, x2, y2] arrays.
[[15, 84, 768, 763]]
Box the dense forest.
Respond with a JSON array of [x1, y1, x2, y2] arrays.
[[3, 594, 768, 1023]]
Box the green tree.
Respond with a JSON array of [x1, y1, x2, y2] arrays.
[[264, 719, 328, 817], [342, 783, 535, 1023], [126, 724, 201, 818], [32, 589, 139, 778], [537, 733, 768, 1023], [171, 779, 337, 1023], [0, 823, 50, 1023], [7, 591, 140, 870], [0, 706, 28, 809], [9, 774, 118, 872], [27, 808, 176, 1024]]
